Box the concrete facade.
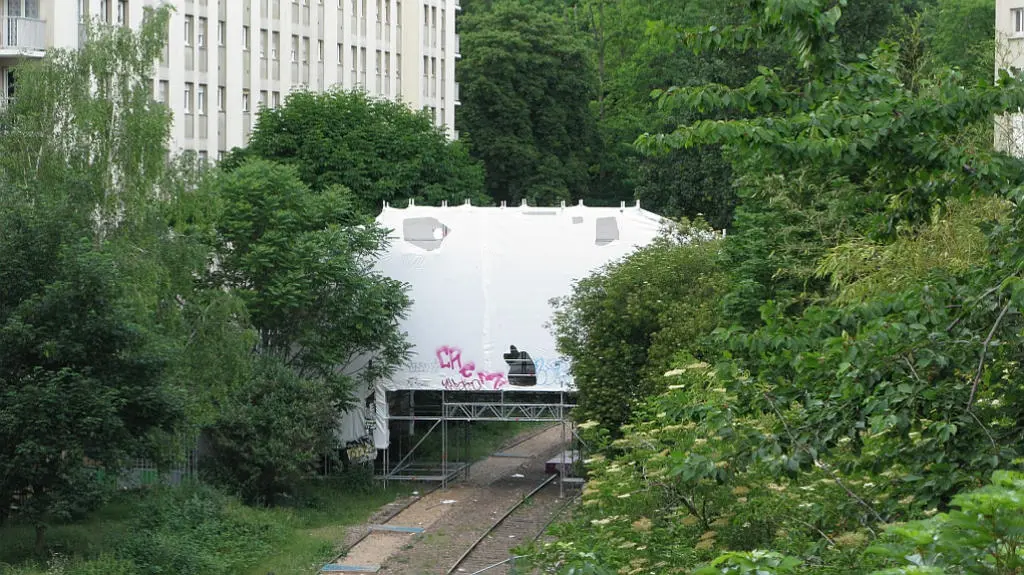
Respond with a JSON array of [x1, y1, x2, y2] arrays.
[[995, 0, 1024, 155], [1, 0, 460, 161]]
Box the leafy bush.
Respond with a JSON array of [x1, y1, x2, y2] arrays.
[[67, 555, 136, 575], [200, 357, 343, 505], [868, 470, 1024, 574], [551, 223, 726, 430], [117, 483, 283, 575]]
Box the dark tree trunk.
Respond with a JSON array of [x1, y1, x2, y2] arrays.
[[34, 523, 46, 555]]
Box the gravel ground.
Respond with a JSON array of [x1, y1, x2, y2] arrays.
[[330, 424, 571, 575]]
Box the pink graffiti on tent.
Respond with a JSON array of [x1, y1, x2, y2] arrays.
[[435, 345, 509, 390], [435, 345, 475, 378], [478, 371, 508, 390]]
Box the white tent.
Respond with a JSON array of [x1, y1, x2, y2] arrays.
[[345, 201, 668, 450]]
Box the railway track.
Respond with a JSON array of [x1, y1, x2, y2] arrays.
[[445, 474, 567, 575], [322, 424, 561, 572]]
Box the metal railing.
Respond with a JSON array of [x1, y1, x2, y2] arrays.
[[2, 17, 46, 51]]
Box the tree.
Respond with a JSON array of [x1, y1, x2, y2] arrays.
[[551, 225, 726, 430], [225, 89, 487, 216], [0, 6, 186, 550], [201, 159, 411, 502], [533, 0, 1024, 571], [456, 1, 597, 205], [925, 0, 994, 86], [0, 241, 181, 550]]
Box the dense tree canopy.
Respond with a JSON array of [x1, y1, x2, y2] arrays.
[[539, 0, 1024, 572], [0, 7, 186, 549], [456, 2, 597, 205], [226, 90, 487, 215]]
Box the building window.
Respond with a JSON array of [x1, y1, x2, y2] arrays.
[[260, 90, 268, 108], [198, 17, 207, 48], [100, 0, 109, 22], [242, 25, 250, 51], [260, 29, 268, 58], [272, 91, 281, 107], [1015, 8, 1024, 35], [158, 80, 169, 104], [184, 15, 193, 46], [117, 0, 127, 25], [291, 35, 298, 62], [318, 39, 324, 61], [197, 84, 206, 115], [198, 150, 208, 163], [272, 31, 280, 59], [184, 82, 193, 113], [302, 37, 310, 63], [242, 89, 250, 112], [217, 20, 225, 46], [217, 86, 225, 111]]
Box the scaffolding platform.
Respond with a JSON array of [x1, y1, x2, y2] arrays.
[[545, 450, 580, 475], [379, 390, 577, 491], [377, 460, 469, 482]]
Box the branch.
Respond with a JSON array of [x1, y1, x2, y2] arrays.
[[946, 282, 1006, 333], [763, 392, 886, 525], [786, 515, 836, 547], [966, 300, 1011, 410], [966, 409, 998, 451]]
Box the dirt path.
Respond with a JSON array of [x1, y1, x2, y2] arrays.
[[329, 424, 570, 575]]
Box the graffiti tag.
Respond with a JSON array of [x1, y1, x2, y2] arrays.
[[344, 437, 376, 465], [435, 345, 509, 390]]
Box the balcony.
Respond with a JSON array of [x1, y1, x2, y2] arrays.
[[2, 17, 46, 54]]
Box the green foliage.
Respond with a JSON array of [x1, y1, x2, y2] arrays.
[[200, 158, 410, 501], [694, 551, 801, 575], [818, 197, 1009, 303], [226, 89, 487, 215], [200, 357, 342, 505], [118, 484, 284, 574], [209, 158, 411, 385], [0, 7, 189, 548], [926, 0, 994, 86], [551, 224, 726, 430], [456, 1, 597, 205], [868, 471, 1024, 574], [538, 1, 1024, 573], [0, 242, 181, 528]]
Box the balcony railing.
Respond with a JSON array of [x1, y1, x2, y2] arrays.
[[3, 17, 46, 52]]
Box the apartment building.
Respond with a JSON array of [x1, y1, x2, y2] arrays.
[[0, 0, 460, 162], [995, 0, 1024, 155]]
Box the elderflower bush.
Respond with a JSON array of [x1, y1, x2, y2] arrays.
[[532, 358, 889, 574]]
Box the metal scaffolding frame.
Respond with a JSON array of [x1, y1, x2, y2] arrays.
[[379, 389, 576, 492]]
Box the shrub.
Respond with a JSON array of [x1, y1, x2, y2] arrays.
[[117, 483, 283, 575], [200, 357, 342, 505], [550, 222, 726, 431]]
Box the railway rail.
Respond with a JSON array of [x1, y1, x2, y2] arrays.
[[321, 424, 562, 573], [445, 473, 575, 575]]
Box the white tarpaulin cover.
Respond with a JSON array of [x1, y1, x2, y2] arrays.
[[372, 201, 666, 398]]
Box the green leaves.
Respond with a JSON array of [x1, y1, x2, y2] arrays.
[[201, 158, 411, 501], [694, 551, 802, 575], [550, 227, 726, 431], [457, 1, 595, 205], [232, 89, 486, 216], [868, 471, 1024, 574]]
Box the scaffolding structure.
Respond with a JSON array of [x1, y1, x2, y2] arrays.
[[379, 389, 577, 492]]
